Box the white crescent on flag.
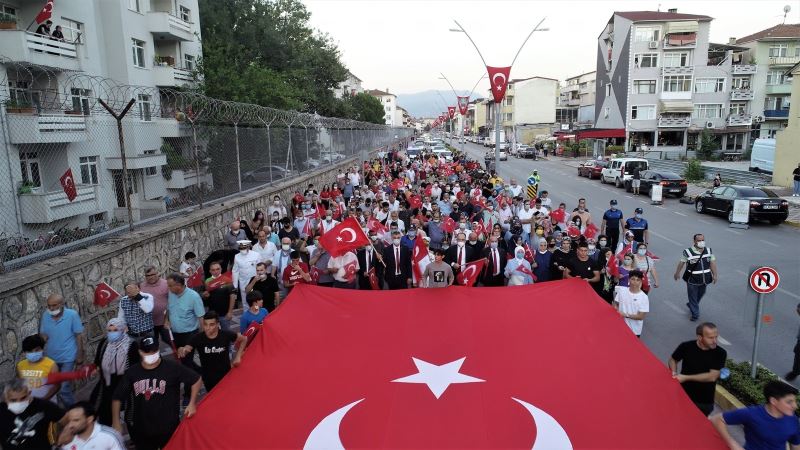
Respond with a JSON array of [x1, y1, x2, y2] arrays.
[[98, 288, 112, 300], [492, 73, 506, 91], [337, 228, 357, 243], [459, 265, 478, 285]]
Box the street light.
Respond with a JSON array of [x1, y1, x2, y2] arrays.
[[450, 18, 548, 173], [438, 72, 487, 153]]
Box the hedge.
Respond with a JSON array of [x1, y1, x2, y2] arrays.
[[719, 359, 799, 413]]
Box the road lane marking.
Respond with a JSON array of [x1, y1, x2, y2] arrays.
[[699, 219, 712, 224], [735, 269, 800, 300], [674, 211, 688, 217], [726, 229, 743, 235], [662, 299, 686, 315], [759, 239, 780, 248], [650, 230, 684, 246], [625, 195, 633, 199]]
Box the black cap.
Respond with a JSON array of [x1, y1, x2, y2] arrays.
[[139, 336, 158, 353], [635, 207, 643, 213], [610, 199, 618, 205]]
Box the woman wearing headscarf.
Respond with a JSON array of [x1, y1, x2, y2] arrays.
[[505, 246, 534, 286], [90, 318, 140, 426]]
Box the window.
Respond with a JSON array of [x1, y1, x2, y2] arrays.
[[132, 39, 145, 68], [662, 75, 692, 92], [766, 96, 791, 110], [796, 46, 800, 57], [7, 81, 41, 108], [693, 104, 723, 119], [634, 26, 660, 42], [505, 113, 513, 121], [694, 78, 725, 93], [766, 70, 786, 85], [633, 80, 657, 94], [127, 172, 138, 194], [606, 84, 611, 96], [604, 107, 609, 119], [768, 44, 788, 57], [70, 88, 91, 115], [631, 105, 656, 120], [19, 152, 41, 188], [143, 150, 158, 176], [385, 106, 390, 112], [507, 84, 514, 90], [1, 4, 16, 18], [128, 0, 140, 12], [61, 18, 83, 43], [506, 96, 513, 106], [729, 102, 747, 115], [184, 54, 195, 71], [179, 5, 191, 22], [663, 52, 691, 67], [635, 53, 658, 68], [731, 77, 751, 90], [725, 133, 745, 151], [79, 156, 98, 184], [137, 94, 151, 121]]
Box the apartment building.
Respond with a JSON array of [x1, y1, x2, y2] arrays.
[[0, 0, 205, 236], [510, 77, 558, 144], [736, 24, 800, 139], [367, 89, 397, 126], [557, 76, 579, 130], [334, 70, 363, 99], [395, 105, 412, 128], [576, 71, 597, 128], [595, 10, 758, 157]]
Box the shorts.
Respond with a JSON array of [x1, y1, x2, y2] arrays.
[[632, 179, 641, 188]]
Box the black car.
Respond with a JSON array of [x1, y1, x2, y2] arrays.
[[624, 170, 687, 197], [694, 185, 789, 225]]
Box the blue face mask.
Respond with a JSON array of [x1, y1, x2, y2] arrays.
[[635, 213, 642, 219], [107, 331, 124, 342], [25, 351, 43, 363]]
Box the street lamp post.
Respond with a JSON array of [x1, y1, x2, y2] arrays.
[[439, 72, 486, 156], [450, 19, 548, 173]]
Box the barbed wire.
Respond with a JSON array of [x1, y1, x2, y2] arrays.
[[0, 56, 391, 130]]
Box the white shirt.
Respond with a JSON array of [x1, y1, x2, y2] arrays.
[[321, 219, 340, 233], [253, 240, 277, 264], [178, 261, 197, 277], [615, 287, 649, 336], [517, 207, 535, 233], [116, 292, 154, 323], [348, 172, 361, 186], [328, 252, 359, 282], [540, 197, 553, 209], [62, 423, 125, 450], [533, 206, 549, 217], [233, 250, 260, 286], [508, 184, 523, 197]]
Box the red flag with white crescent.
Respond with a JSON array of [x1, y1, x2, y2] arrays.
[[187, 266, 205, 289], [343, 259, 358, 283], [60, 168, 77, 202], [35, 0, 54, 24], [93, 282, 120, 307], [440, 217, 457, 233], [447, 107, 456, 119], [411, 237, 430, 285], [457, 96, 469, 115], [207, 272, 233, 291], [583, 223, 599, 239], [457, 258, 486, 286], [367, 267, 380, 290], [318, 217, 371, 257], [302, 218, 313, 237], [310, 266, 321, 284], [487, 66, 512, 103], [366, 217, 388, 235], [515, 264, 536, 281]]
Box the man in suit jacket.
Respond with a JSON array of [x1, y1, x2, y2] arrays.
[[382, 231, 412, 289], [356, 238, 384, 290], [481, 235, 506, 286], [444, 232, 475, 275]]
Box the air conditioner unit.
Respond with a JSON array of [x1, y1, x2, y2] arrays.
[[648, 41, 659, 49], [754, 115, 765, 123], [705, 121, 715, 129]]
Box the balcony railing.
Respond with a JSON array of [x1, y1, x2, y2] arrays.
[[661, 66, 693, 75], [657, 116, 691, 127], [6, 113, 88, 144], [0, 30, 79, 70], [726, 114, 752, 126], [768, 56, 800, 66], [19, 185, 99, 224], [731, 64, 757, 75], [26, 32, 77, 58], [153, 65, 195, 86], [763, 109, 789, 119], [730, 89, 753, 101], [147, 12, 194, 41]]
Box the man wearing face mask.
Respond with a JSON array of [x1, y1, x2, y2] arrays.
[[320, 212, 340, 234], [445, 232, 475, 275], [112, 336, 201, 449], [272, 237, 295, 300], [481, 235, 507, 287], [39, 293, 84, 408], [357, 233, 384, 290], [624, 207, 649, 245], [516, 201, 535, 245], [267, 195, 287, 219], [16, 335, 59, 401], [0, 379, 65, 450], [278, 217, 299, 243], [400, 225, 419, 250], [550, 238, 573, 281], [382, 231, 412, 290], [426, 212, 445, 251], [233, 240, 260, 306], [467, 231, 484, 255], [601, 199, 624, 252], [116, 282, 154, 339], [224, 220, 247, 250], [674, 234, 717, 322]]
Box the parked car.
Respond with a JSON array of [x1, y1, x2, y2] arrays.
[[601, 158, 649, 188], [519, 147, 537, 159], [498, 141, 509, 151], [624, 170, 687, 197], [694, 185, 789, 225], [578, 160, 608, 179], [749, 138, 775, 174], [499, 151, 508, 161], [243, 165, 291, 183]]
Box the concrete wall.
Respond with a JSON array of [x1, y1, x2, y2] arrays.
[[0, 156, 359, 382], [773, 67, 800, 188], [514, 78, 557, 124]]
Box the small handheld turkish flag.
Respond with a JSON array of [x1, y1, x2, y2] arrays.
[[411, 237, 430, 285], [457, 258, 486, 286], [93, 282, 120, 307], [584, 223, 599, 239], [516, 264, 536, 281], [447, 106, 456, 119], [60, 168, 77, 202], [344, 259, 358, 283], [487, 66, 512, 103], [310, 266, 321, 284], [187, 266, 205, 289], [35, 0, 54, 25], [367, 267, 380, 290], [440, 217, 456, 233], [207, 272, 233, 291], [318, 217, 370, 257]]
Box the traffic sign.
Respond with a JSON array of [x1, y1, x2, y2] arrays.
[[749, 266, 780, 294]]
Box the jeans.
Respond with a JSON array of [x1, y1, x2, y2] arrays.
[[794, 180, 800, 196], [687, 283, 708, 319], [56, 361, 76, 407]]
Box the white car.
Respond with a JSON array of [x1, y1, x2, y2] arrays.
[[433, 149, 453, 161], [601, 158, 649, 188], [499, 151, 508, 161]]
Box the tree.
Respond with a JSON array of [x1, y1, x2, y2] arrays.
[[343, 93, 386, 124], [697, 129, 718, 160]]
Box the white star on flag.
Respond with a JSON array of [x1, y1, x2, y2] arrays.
[[392, 357, 484, 399], [336, 236, 343, 242]]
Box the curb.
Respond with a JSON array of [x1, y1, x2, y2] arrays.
[[714, 385, 746, 412]]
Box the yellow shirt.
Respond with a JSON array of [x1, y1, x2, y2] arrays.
[[17, 357, 56, 397]]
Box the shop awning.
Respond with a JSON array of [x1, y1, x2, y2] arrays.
[[666, 21, 699, 34], [557, 134, 576, 141], [576, 128, 626, 140]]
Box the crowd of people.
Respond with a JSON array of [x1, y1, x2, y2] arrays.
[[0, 140, 796, 450]]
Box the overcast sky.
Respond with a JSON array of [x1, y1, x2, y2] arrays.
[[304, 0, 799, 96]]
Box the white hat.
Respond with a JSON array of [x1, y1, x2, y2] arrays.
[[237, 240, 252, 247]]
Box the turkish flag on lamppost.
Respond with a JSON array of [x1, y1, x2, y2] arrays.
[[487, 66, 512, 103], [447, 106, 456, 119], [60, 168, 77, 202], [35, 0, 54, 25], [457, 96, 469, 115], [93, 282, 120, 307]]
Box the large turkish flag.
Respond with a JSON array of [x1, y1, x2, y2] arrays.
[[168, 280, 726, 449]]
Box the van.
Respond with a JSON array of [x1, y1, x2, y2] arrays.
[[601, 158, 649, 188], [749, 138, 775, 174]]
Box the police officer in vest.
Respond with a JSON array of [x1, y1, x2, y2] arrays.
[[673, 234, 717, 322], [117, 282, 155, 338]]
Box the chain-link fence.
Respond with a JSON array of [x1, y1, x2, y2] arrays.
[[0, 57, 413, 271]]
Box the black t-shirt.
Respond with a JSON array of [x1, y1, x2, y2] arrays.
[[671, 340, 727, 405], [113, 359, 200, 434], [793, 167, 800, 181], [250, 276, 279, 310], [0, 398, 65, 450], [278, 226, 299, 242], [189, 330, 237, 380], [207, 284, 234, 316], [567, 256, 600, 280]]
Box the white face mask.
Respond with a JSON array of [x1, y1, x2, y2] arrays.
[[143, 353, 160, 365], [392, 239, 401, 246], [457, 241, 465, 248], [281, 244, 291, 251], [588, 244, 596, 251], [47, 308, 62, 317], [638, 249, 647, 256], [7, 400, 30, 415], [240, 249, 249, 255], [696, 241, 706, 248]]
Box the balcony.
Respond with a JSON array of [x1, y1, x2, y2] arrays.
[[765, 84, 792, 95], [147, 12, 194, 41], [0, 30, 80, 71], [730, 89, 753, 101], [768, 56, 800, 67], [106, 153, 167, 170], [658, 116, 691, 127], [727, 114, 752, 127], [6, 113, 88, 144], [152, 65, 195, 87], [662, 66, 693, 75], [763, 109, 789, 119], [19, 185, 99, 224], [731, 65, 757, 75], [165, 168, 214, 190]]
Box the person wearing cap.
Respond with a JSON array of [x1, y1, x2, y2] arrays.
[[233, 239, 260, 306], [616, 230, 637, 258], [111, 336, 201, 449], [624, 207, 649, 245], [601, 199, 624, 252], [422, 248, 454, 288]]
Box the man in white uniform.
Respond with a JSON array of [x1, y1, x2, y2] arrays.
[[232, 240, 260, 303]]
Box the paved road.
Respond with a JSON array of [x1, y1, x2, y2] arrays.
[[459, 141, 800, 381]]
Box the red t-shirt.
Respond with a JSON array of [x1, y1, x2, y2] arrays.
[[282, 262, 309, 286]]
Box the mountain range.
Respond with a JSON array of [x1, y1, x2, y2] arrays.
[[395, 90, 483, 118]]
